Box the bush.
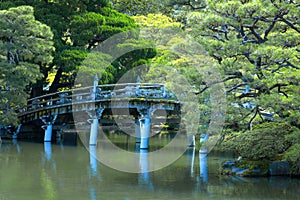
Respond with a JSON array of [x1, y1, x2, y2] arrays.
[[220, 122, 300, 161], [284, 144, 300, 176]]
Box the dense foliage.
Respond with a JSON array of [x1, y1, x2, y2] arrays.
[[187, 0, 300, 131], [221, 122, 300, 160], [0, 0, 139, 95], [130, 1, 300, 169], [111, 0, 207, 22], [0, 6, 54, 126]]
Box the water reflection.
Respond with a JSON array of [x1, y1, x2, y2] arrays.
[[44, 142, 52, 161], [186, 147, 195, 177], [90, 187, 96, 200], [199, 152, 208, 183], [89, 145, 98, 176], [12, 139, 21, 154], [0, 140, 299, 200], [137, 147, 154, 191], [187, 147, 208, 183]]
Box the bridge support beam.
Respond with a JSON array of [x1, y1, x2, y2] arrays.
[[41, 115, 58, 142], [88, 108, 104, 146], [89, 118, 99, 146], [135, 118, 141, 143], [137, 107, 155, 149], [12, 124, 22, 139]]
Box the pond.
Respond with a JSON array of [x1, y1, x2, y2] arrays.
[[0, 136, 299, 200]]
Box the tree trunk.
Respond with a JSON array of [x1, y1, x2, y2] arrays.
[[30, 80, 44, 98], [49, 67, 63, 93]]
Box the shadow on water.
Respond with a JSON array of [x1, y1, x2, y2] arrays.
[[0, 138, 300, 200]]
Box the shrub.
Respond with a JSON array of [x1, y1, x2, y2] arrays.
[[221, 122, 300, 161]]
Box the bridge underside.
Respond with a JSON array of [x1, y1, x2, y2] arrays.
[[18, 98, 180, 123], [17, 108, 182, 146]]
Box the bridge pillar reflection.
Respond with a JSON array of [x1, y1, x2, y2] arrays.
[[41, 115, 58, 142], [44, 142, 52, 161], [139, 149, 150, 183], [199, 152, 208, 183], [87, 108, 104, 146], [89, 145, 98, 176], [140, 115, 151, 149], [199, 133, 209, 183]]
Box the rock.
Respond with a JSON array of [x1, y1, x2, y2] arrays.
[[222, 161, 235, 168], [269, 161, 290, 176]]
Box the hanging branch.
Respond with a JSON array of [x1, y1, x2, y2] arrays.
[[269, 83, 289, 98], [272, 60, 300, 73], [226, 83, 248, 94], [248, 106, 259, 130], [279, 16, 300, 33]]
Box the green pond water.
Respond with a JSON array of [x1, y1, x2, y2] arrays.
[[0, 135, 299, 200]]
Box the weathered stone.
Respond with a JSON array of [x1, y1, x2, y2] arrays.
[[222, 161, 235, 168], [269, 161, 290, 176]]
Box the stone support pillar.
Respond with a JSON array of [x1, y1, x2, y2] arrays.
[[137, 107, 155, 149], [135, 118, 141, 143], [87, 108, 104, 146], [12, 124, 22, 139], [41, 115, 58, 142]]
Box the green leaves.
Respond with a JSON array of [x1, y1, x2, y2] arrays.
[[187, 0, 300, 130], [70, 9, 136, 49], [0, 6, 54, 125], [111, 0, 165, 16], [70, 12, 106, 47], [222, 122, 300, 161]]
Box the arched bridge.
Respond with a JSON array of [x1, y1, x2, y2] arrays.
[[17, 76, 181, 149]]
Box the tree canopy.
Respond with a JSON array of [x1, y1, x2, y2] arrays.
[[0, 0, 139, 95], [0, 5, 54, 126], [187, 0, 300, 130], [0, 0, 157, 125]]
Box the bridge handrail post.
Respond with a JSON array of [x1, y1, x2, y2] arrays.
[[91, 74, 99, 101]]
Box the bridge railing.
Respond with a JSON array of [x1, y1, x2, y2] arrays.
[[18, 83, 175, 114]]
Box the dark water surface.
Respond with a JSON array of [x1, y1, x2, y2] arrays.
[[0, 138, 299, 200]]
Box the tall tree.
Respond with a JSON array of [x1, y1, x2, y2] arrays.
[[0, 6, 54, 126], [187, 0, 300, 129], [0, 0, 140, 95], [133, 14, 221, 135]]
